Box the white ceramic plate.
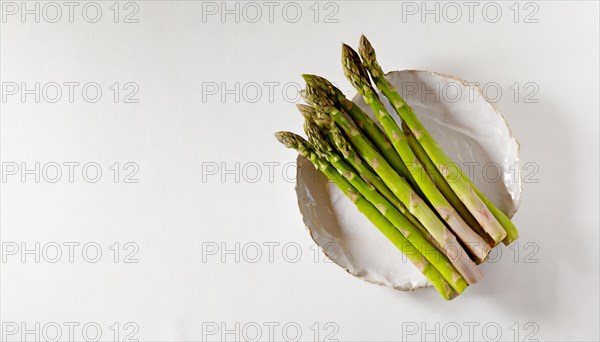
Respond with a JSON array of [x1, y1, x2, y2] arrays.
[[296, 70, 521, 291]]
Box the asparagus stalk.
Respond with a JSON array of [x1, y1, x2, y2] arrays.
[[305, 120, 466, 291], [402, 121, 497, 248], [329, 123, 446, 253], [275, 131, 459, 300], [298, 104, 444, 253], [328, 124, 438, 244], [303, 82, 483, 284], [341, 44, 491, 262], [302, 75, 421, 194], [358, 35, 513, 244], [470, 180, 519, 245]]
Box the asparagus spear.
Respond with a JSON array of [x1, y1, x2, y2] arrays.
[[402, 121, 497, 248], [341, 44, 491, 262], [275, 131, 458, 300], [328, 123, 445, 253], [303, 82, 483, 284], [301, 75, 421, 193], [298, 104, 443, 253], [304, 119, 468, 292], [358, 35, 513, 244], [300, 80, 490, 254], [470, 180, 519, 244]]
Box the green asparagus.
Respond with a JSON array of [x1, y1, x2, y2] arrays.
[[303, 81, 483, 284], [302, 75, 421, 194], [402, 121, 497, 248], [304, 118, 469, 292], [298, 104, 444, 253], [358, 34, 511, 244], [341, 44, 491, 262], [275, 131, 458, 300]]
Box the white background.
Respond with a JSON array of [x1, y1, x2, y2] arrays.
[[1, 1, 598, 341]]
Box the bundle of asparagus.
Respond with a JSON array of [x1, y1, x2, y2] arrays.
[[275, 35, 519, 299]]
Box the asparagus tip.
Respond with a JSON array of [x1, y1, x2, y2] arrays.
[[341, 43, 359, 68], [341, 43, 372, 91], [305, 119, 331, 155], [304, 81, 336, 112], [275, 131, 303, 150], [359, 35, 380, 76], [296, 104, 315, 118], [329, 123, 350, 154], [274, 131, 290, 148], [359, 34, 374, 58], [302, 74, 324, 86], [299, 89, 308, 102], [297, 101, 333, 128], [359, 36, 367, 62], [302, 74, 334, 91], [341, 43, 358, 58]]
